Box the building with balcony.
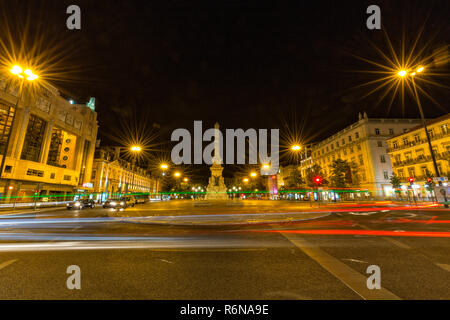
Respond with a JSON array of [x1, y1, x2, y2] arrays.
[[0, 75, 98, 202], [309, 112, 422, 197], [387, 113, 450, 197], [91, 147, 159, 202]]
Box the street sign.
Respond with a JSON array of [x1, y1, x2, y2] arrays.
[[433, 177, 448, 182]]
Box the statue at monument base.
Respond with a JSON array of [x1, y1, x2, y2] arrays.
[[206, 163, 228, 200]]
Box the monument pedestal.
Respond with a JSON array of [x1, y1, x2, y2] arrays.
[[206, 163, 228, 200]]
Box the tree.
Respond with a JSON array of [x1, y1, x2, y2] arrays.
[[286, 168, 304, 188], [390, 174, 402, 197], [330, 159, 351, 188]]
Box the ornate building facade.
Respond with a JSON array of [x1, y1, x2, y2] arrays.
[[91, 147, 158, 202], [0, 75, 98, 202], [387, 113, 450, 197]]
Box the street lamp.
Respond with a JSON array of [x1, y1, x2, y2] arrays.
[[397, 66, 442, 184], [243, 178, 249, 183], [174, 171, 181, 178], [129, 145, 142, 193], [0, 65, 39, 183], [183, 177, 189, 182], [291, 144, 301, 151], [160, 163, 168, 170], [250, 171, 257, 178]]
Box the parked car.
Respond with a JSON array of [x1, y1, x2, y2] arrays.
[[67, 199, 95, 210]]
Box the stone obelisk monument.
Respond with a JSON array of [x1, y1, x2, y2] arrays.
[[205, 122, 228, 200]]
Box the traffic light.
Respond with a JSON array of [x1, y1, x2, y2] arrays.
[[426, 177, 432, 183], [314, 176, 322, 185], [408, 177, 414, 184]]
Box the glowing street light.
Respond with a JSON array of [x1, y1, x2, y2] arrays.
[[130, 145, 142, 152], [243, 178, 249, 183], [250, 171, 257, 178], [10, 65, 38, 81], [397, 70, 407, 77], [291, 144, 301, 151], [160, 163, 168, 170], [174, 171, 181, 178], [183, 177, 189, 182], [262, 164, 270, 169]]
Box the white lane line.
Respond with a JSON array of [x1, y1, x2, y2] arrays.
[[279, 232, 401, 300], [342, 258, 369, 264], [159, 259, 174, 264], [0, 259, 18, 270], [436, 263, 450, 272]]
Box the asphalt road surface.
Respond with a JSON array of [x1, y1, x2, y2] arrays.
[[0, 200, 448, 299]]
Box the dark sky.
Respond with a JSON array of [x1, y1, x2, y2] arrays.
[[1, 0, 449, 175]]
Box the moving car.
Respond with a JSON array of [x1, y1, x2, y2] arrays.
[[103, 196, 135, 209], [67, 199, 95, 210]]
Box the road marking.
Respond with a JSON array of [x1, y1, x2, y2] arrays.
[[0, 259, 18, 270], [159, 259, 174, 264], [342, 258, 369, 264], [436, 263, 450, 272], [279, 231, 401, 300]]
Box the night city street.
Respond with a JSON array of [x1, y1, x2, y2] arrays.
[[0, 0, 449, 314], [0, 200, 448, 299]]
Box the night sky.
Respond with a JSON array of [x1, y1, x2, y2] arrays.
[[1, 0, 449, 177]]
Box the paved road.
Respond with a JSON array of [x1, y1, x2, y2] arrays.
[[0, 200, 448, 299]]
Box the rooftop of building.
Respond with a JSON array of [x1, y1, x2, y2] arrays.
[[389, 113, 450, 139], [312, 112, 423, 148]]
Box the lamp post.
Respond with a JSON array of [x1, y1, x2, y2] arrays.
[[398, 67, 442, 185], [130, 145, 142, 194], [0, 65, 38, 199]]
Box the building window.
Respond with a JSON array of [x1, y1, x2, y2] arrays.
[[21, 115, 46, 162], [63, 175, 71, 181], [408, 167, 416, 178], [403, 138, 409, 146], [50, 172, 55, 179], [383, 171, 389, 180], [380, 155, 386, 163], [377, 141, 383, 147], [348, 136, 352, 142], [27, 169, 44, 177], [398, 169, 404, 178], [394, 154, 401, 162], [442, 124, 449, 135], [393, 141, 398, 148], [427, 129, 434, 138], [342, 139, 345, 145], [414, 135, 420, 143], [389, 128, 394, 135], [0, 103, 15, 155], [375, 128, 380, 135], [357, 144, 361, 151], [359, 155, 364, 165], [355, 132, 359, 139]]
